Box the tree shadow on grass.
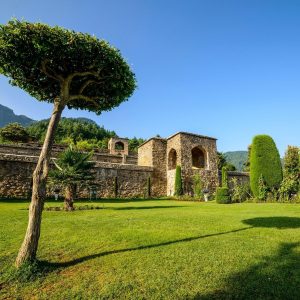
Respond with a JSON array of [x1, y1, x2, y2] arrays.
[[38, 227, 251, 272], [195, 217, 300, 299], [197, 242, 300, 300], [243, 216, 300, 229]]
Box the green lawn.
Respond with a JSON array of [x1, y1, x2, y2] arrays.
[[0, 199, 299, 299]]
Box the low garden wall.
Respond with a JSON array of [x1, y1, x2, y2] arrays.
[[0, 153, 152, 199], [218, 170, 250, 188]]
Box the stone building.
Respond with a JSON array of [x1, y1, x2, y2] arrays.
[[0, 131, 249, 199], [138, 132, 219, 196]]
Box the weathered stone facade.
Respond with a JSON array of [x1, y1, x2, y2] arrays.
[[0, 132, 249, 199]]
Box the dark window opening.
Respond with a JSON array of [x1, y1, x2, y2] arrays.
[[115, 141, 125, 151], [192, 147, 205, 168], [168, 149, 177, 170]]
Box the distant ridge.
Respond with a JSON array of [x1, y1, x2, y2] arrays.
[[0, 104, 35, 127], [224, 151, 248, 171]]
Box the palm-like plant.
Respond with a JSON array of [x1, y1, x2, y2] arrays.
[[49, 146, 95, 211]]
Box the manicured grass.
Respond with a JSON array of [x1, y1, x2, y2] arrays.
[[0, 199, 299, 299]]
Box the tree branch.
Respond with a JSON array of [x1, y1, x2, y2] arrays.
[[66, 67, 104, 85], [41, 60, 63, 82], [69, 94, 99, 107], [78, 79, 104, 94]]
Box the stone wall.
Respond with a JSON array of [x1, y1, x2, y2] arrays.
[[0, 154, 152, 199], [222, 171, 250, 188], [0, 132, 240, 199], [138, 138, 167, 196], [0, 144, 138, 165]]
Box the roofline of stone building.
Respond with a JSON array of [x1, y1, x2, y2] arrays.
[[109, 137, 129, 141], [167, 132, 217, 141], [138, 137, 167, 148]]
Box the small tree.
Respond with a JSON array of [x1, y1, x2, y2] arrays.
[[221, 166, 228, 187], [250, 135, 282, 197], [0, 123, 30, 143], [257, 174, 268, 201], [174, 165, 183, 196], [279, 146, 300, 199], [0, 20, 136, 266], [193, 173, 202, 199], [49, 146, 95, 211], [217, 152, 227, 170]]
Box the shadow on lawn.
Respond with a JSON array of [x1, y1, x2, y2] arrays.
[[39, 227, 251, 271], [197, 242, 300, 300], [243, 216, 300, 229], [195, 216, 300, 299]]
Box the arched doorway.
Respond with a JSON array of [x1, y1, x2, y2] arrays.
[[115, 141, 125, 151]]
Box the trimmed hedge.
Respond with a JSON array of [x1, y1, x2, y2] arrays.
[[222, 166, 228, 187], [216, 187, 231, 204], [174, 165, 183, 196], [250, 135, 283, 197]]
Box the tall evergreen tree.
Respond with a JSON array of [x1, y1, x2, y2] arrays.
[[250, 135, 282, 197]]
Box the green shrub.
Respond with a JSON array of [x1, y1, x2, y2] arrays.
[[174, 165, 183, 196], [222, 166, 228, 187], [193, 173, 203, 199], [279, 146, 300, 200], [250, 135, 282, 197], [230, 178, 251, 203], [257, 174, 268, 201], [216, 187, 231, 204]]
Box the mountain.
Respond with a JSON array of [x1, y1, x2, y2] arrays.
[[224, 151, 248, 171], [0, 104, 35, 127]]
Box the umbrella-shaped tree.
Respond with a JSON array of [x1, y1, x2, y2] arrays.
[[49, 146, 95, 211], [0, 19, 136, 267]]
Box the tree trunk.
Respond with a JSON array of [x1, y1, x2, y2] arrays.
[[15, 101, 65, 267], [64, 184, 75, 211]]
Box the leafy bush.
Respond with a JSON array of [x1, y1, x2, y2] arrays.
[[279, 146, 300, 200], [222, 166, 228, 187], [193, 173, 203, 199], [230, 178, 251, 203], [250, 135, 282, 197], [174, 165, 183, 196], [216, 187, 231, 204], [257, 174, 268, 201], [0, 123, 30, 143]]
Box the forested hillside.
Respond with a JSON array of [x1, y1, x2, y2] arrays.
[[224, 151, 248, 171]]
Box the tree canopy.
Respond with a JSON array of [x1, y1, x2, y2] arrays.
[[250, 135, 282, 197], [0, 19, 136, 113]]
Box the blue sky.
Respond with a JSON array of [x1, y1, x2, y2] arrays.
[[0, 0, 299, 155]]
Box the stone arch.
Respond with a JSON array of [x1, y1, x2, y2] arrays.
[[168, 148, 177, 170], [191, 147, 206, 169], [115, 141, 125, 151]]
